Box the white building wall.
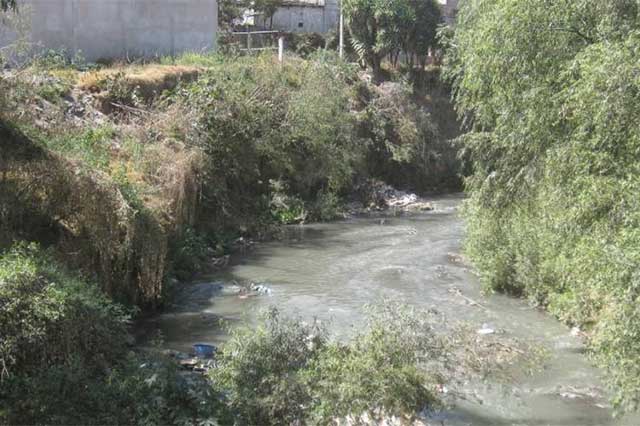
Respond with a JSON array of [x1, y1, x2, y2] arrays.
[[267, 0, 454, 34], [267, 0, 339, 33], [1, 0, 218, 61]]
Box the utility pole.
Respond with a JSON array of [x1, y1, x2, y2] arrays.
[[339, 0, 344, 59]]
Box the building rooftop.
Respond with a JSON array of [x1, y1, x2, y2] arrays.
[[281, 0, 325, 6]]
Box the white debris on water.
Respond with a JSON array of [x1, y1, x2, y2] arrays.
[[249, 283, 272, 295], [387, 193, 418, 207], [477, 323, 496, 335]]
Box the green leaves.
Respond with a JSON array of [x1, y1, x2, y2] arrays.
[[179, 54, 361, 229], [446, 0, 640, 412], [0, 0, 16, 11], [0, 242, 222, 425], [344, 0, 441, 76], [211, 304, 441, 424], [0, 242, 129, 380], [253, 0, 282, 27]]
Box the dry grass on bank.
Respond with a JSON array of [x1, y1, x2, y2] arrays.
[[77, 64, 201, 100]]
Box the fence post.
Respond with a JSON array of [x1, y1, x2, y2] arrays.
[[339, 2, 344, 59], [278, 36, 284, 63]]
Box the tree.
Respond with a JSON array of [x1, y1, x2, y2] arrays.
[[218, 0, 244, 30], [254, 0, 281, 29], [1, 0, 16, 11], [343, 0, 413, 80], [403, 0, 441, 68], [444, 0, 640, 413], [343, 0, 442, 78]]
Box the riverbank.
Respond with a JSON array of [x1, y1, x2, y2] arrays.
[[445, 1, 640, 413], [141, 196, 636, 425], [0, 51, 463, 424], [1, 52, 461, 310]]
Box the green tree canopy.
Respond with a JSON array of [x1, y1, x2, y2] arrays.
[[403, 0, 441, 67], [1, 0, 16, 11], [444, 0, 640, 412], [254, 0, 281, 29], [344, 0, 442, 78], [344, 0, 413, 77]]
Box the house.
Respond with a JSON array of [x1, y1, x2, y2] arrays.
[[261, 0, 339, 34], [1, 0, 218, 61], [261, 0, 456, 34]]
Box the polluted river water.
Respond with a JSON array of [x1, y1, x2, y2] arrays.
[[142, 194, 640, 425]]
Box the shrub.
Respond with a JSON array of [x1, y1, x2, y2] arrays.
[[0, 242, 129, 380], [355, 79, 456, 191], [0, 242, 222, 425], [308, 190, 341, 222], [176, 54, 361, 232], [304, 304, 441, 423], [211, 308, 323, 425], [284, 32, 327, 58], [269, 180, 308, 224], [170, 227, 211, 280], [102, 70, 142, 107], [211, 304, 442, 424], [2, 347, 221, 425]]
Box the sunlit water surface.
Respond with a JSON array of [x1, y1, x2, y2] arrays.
[[141, 194, 639, 425]]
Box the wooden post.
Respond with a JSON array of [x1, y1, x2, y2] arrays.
[[278, 36, 284, 63], [339, 2, 344, 59]]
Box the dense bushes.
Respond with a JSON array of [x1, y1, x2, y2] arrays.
[[0, 242, 128, 380], [0, 242, 220, 424], [445, 0, 640, 412], [171, 53, 459, 232], [174, 53, 362, 231], [355, 76, 459, 191], [212, 305, 442, 424]]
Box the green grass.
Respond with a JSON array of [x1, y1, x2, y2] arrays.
[[43, 125, 115, 170], [160, 51, 227, 67]]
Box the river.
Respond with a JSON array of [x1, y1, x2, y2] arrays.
[[141, 194, 638, 425]]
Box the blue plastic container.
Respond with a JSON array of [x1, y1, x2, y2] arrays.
[[192, 343, 217, 359]]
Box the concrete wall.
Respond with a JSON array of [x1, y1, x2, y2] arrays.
[[266, 0, 454, 34], [2, 0, 217, 61], [266, 0, 339, 34]]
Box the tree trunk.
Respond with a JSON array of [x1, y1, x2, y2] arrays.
[[371, 55, 383, 84]]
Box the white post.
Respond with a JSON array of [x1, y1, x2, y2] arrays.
[[339, 2, 344, 59], [278, 36, 284, 63]]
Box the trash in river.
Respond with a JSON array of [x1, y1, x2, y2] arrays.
[[192, 343, 217, 359], [237, 282, 273, 298], [477, 323, 495, 335], [174, 344, 218, 373], [250, 283, 272, 295]]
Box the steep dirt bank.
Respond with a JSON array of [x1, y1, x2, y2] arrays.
[[0, 122, 170, 307]]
